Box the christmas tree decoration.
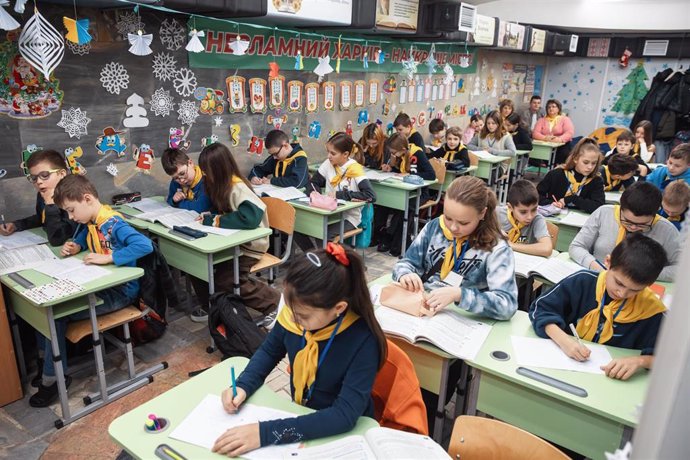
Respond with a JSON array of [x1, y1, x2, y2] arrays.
[[100, 61, 129, 95], [14, 0, 28, 14], [1, 1, 20, 31], [133, 144, 154, 173], [611, 61, 649, 114], [229, 35, 249, 56], [177, 99, 199, 125], [425, 44, 437, 76], [18, 8, 65, 79], [294, 50, 303, 70], [269, 61, 280, 78], [314, 55, 333, 82], [63, 17, 91, 45], [149, 87, 175, 117], [123, 93, 149, 128], [64, 147, 86, 175], [443, 63, 454, 85], [152, 52, 177, 81], [159, 18, 185, 51], [619, 47, 632, 68], [57, 107, 90, 139], [186, 29, 205, 53], [335, 36, 342, 74], [173, 67, 197, 97], [95, 127, 127, 157], [128, 30, 153, 56]]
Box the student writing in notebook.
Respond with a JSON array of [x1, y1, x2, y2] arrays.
[[248, 129, 309, 189], [356, 122, 389, 170], [393, 176, 518, 321], [0, 149, 76, 246], [646, 143, 690, 191], [497, 180, 552, 257], [430, 126, 470, 171], [569, 181, 681, 282], [659, 180, 690, 230], [530, 234, 668, 380], [600, 153, 638, 192], [466, 110, 517, 158], [393, 112, 426, 152], [161, 148, 212, 213], [212, 244, 388, 457]]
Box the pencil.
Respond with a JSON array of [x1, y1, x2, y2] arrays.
[[569, 323, 583, 345]]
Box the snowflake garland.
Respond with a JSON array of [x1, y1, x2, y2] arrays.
[[66, 40, 90, 55], [159, 18, 185, 51], [57, 107, 91, 139], [177, 99, 199, 126], [152, 52, 177, 82], [150, 87, 175, 117], [101, 61, 129, 95], [115, 11, 144, 39], [173, 67, 197, 97]]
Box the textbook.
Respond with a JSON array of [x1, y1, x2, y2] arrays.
[[364, 170, 405, 182], [513, 252, 584, 285], [34, 257, 110, 285], [253, 184, 306, 201], [284, 427, 451, 459], [0, 244, 57, 276], [135, 207, 238, 237], [0, 230, 48, 251]]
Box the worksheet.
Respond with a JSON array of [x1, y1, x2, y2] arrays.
[[511, 336, 613, 374]]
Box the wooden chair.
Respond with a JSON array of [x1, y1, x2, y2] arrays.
[[448, 416, 570, 460], [250, 197, 296, 284], [546, 221, 560, 252], [419, 158, 447, 222], [468, 151, 480, 167]]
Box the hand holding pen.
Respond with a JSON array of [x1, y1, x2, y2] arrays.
[[221, 365, 246, 414], [0, 214, 16, 236]]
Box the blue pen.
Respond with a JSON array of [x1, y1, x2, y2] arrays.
[[230, 365, 237, 398], [595, 259, 607, 270]]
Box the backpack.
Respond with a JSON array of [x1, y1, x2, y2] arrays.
[[348, 203, 374, 248], [208, 292, 267, 359]]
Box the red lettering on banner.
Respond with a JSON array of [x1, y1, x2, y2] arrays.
[[263, 36, 276, 56], [303, 39, 319, 58], [248, 35, 264, 55], [351, 44, 362, 60], [206, 30, 223, 53], [391, 47, 402, 63], [318, 40, 331, 58], [222, 33, 235, 54], [340, 43, 351, 60], [278, 37, 295, 56]]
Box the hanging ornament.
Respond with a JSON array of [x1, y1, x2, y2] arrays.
[[363, 51, 369, 69], [375, 48, 385, 64], [229, 34, 250, 56], [336, 35, 342, 74], [63, 17, 92, 45], [268, 61, 280, 78], [14, 0, 28, 14], [128, 30, 153, 56], [18, 8, 65, 79], [443, 63, 454, 85], [400, 47, 417, 81], [295, 50, 303, 70], [619, 47, 632, 68], [314, 55, 334, 82], [459, 55, 470, 69], [425, 44, 437, 76], [0, 1, 19, 31], [186, 29, 205, 53]]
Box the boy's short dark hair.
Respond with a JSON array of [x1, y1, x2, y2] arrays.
[[428, 118, 446, 134], [161, 148, 189, 175], [663, 180, 690, 207], [669, 143, 690, 163], [609, 233, 667, 285], [607, 153, 639, 176], [616, 130, 635, 144], [53, 174, 99, 207], [530, 95, 541, 102], [620, 181, 662, 216], [393, 112, 412, 128], [264, 129, 289, 149], [26, 149, 67, 171], [507, 179, 539, 207]]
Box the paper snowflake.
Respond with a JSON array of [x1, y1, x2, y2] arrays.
[[66, 40, 90, 56], [150, 87, 175, 117], [159, 18, 185, 51], [177, 99, 199, 126], [106, 162, 118, 176], [57, 107, 91, 139], [214, 116, 223, 127], [100, 62, 129, 95], [173, 67, 197, 97], [115, 11, 144, 38], [152, 52, 177, 81]]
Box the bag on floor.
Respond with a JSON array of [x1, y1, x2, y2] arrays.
[[348, 203, 374, 248], [209, 293, 267, 359]]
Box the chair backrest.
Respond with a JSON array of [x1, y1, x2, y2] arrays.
[[261, 197, 296, 235], [429, 158, 447, 184], [468, 151, 480, 166], [448, 416, 570, 460], [546, 221, 559, 251]]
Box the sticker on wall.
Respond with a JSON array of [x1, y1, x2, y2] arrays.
[[368, 79, 379, 106], [149, 87, 175, 117], [339, 81, 352, 111], [177, 99, 199, 126], [398, 80, 407, 105], [152, 52, 177, 82], [133, 144, 154, 174], [225, 76, 247, 113], [64, 146, 86, 175], [308, 120, 322, 139], [323, 81, 336, 111], [444, 104, 451, 116], [20, 144, 41, 176], [266, 109, 288, 129], [381, 98, 390, 117], [214, 116, 223, 127], [268, 75, 285, 109], [451, 76, 458, 97], [95, 127, 127, 157], [416, 80, 424, 102], [357, 109, 369, 126], [248, 136, 264, 155], [123, 93, 149, 128], [106, 162, 118, 177], [407, 78, 415, 104], [287, 80, 303, 113], [100, 61, 129, 95], [201, 135, 219, 148], [229, 124, 241, 146], [385, 122, 394, 137], [423, 78, 431, 100], [169, 126, 191, 151], [354, 80, 366, 108], [195, 87, 225, 115], [431, 80, 438, 102], [56, 107, 90, 139], [458, 77, 465, 94], [417, 111, 427, 127], [345, 121, 353, 137], [438, 80, 445, 101], [291, 126, 301, 144], [383, 76, 396, 94], [248, 77, 267, 114], [305, 82, 319, 114]]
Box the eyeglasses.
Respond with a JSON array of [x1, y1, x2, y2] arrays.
[[26, 169, 64, 183], [620, 215, 654, 231], [174, 165, 189, 180]]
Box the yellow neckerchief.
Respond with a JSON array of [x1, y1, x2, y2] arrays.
[[400, 143, 423, 174], [183, 165, 203, 200], [230, 175, 243, 185], [506, 210, 526, 243], [330, 159, 364, 188], [546, 114, 561, 131], [86, 205, 123, 254], [602, 166, 620, 192], [41, 209, 46, 224], [442, 143, 464, 162], [432, 137, 443, 147], [439, 215, 470, 280], [613, 205, 660, 245], [277, 306, 359, 405], [275, 150, 308, 177], [576, 271, 666, 344], [661, 207, 683, 222], [564, 170, 592, 197]]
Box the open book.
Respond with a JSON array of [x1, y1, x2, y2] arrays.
[[34, 257, 110, 285], [513, 252, 584, 285], [558, 210, 590, 227], [134, 206, 238, 237], [364, 170, 404, 182], [284, 427, 450, 459], [0, 244, 57, 276], [253, 184, 306, 201], [0, 230, 48, 250]]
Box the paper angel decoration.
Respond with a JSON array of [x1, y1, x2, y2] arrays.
[[229, 35, 249, 56], [363, 52, 369, 69], [63, 17, 92, 45], [0, 1, 20, 31], [314, 55, 334, 82], [186, 28, 205, 53], [128, 30, 153, 56], [18, 9, 64, 79], [269, 61, 280, 78], [295, 51, 303, 70], [14, 0, 28, 13], [400, 54, 417, 81], [375, 49, 385, 64], [443, 63, 454, 85], [425, 44, 437, 75]]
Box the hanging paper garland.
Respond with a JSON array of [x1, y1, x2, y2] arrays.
[[63, 17, 92, 45], [314, 56, 334, 82], [18, 8, 65, 79]]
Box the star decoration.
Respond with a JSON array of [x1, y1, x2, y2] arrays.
[[214, 116, 223, 127]]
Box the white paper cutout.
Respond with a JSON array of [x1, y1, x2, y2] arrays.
[[186, 29, 205, 53], [173, 67, 197, 97], [152, 52, 177, 82], [177, 99, 199, 126], [115, 10, 144, 38], [123, 93, 149, 128], [214, 116, 223, 127], [0, 1, 20, 31], [459, 55, 470, 68], [128, 30, 153, 56], [443, 63, 454, 85], [229, 36, 250, 56], [14, 0, 28, 14], [149, 87, 175, 117], [100, 61, 129, 95], [18, 9, 64, 79], [159, 18, 185, 51], [57, 107, 91, 139], [67, 41, 90, 55], [314, 56, 334, 82], [106, 162, 118, 176]]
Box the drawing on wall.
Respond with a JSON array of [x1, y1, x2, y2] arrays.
[[610, 62, 648, 114], [195, 87, 225, 115]]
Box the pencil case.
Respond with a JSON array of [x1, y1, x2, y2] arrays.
[[112, 192, 142, 205], [309, 191, 338, 211], [172, 225, 207, 239], [402, 175, 424, 185]]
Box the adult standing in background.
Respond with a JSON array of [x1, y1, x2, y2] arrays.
[[532, 98, 575, 164], [520, 95, 546, 132]]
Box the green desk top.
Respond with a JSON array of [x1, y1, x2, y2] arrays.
[[147, 223, 271, 254], [545, 209, 590, 228], [289, 199, 366, 215], [475, 154, 511, 164], [108, 357, 378, 460], [532, 140, 565, 147], [308, 163, 437, 190], [514, 150, 531, 156]]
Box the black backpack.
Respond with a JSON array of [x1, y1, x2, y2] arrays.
[[208, 292, 267, 359]]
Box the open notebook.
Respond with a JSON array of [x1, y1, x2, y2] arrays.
[[134, 207, 238, 237], [513, 252, 584, 285], [0, 230, 48, 250], [253, 184, 306, 201], [284, 427, 450, 459], [364, 170, 404, 182], [0, 245, 56, 276]]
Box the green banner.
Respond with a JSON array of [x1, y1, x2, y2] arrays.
[[188, 17, 477, 75]]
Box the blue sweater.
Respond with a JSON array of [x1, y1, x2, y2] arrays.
[[165, 178, 212, 213], [248, 144, 309, 188], [646, 165, 690, 191], [235, 316, 380, 446], [658, 207, 686, 230], [529, 270, 664, 355]]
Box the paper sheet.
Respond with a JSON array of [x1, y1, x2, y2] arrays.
[[34, 258, 110, 285], [364, 170, 404, 182], [284, 435, 376, 459], [558, 211, 590, 227], [0, 245, 57, 275], [129, 198, 168, 212], [169, 395, 299, 460], [0, 230, 48, 251], [186, 221, 239, 236], [534, 257, 585, 284], [254, 184, 306, 201], [512, 252, 549, 278], [511, 336, 612, 374], [469, 150, 496, 160], [605, 192, 622, 203]]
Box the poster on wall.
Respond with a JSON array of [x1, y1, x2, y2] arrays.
[[226, 76, 247, 113], [587, 38, 610, 57], [407, 78, 415, 103], [529, 28, 546, 53], [533, 65, 544, 97], [368, 79, 379, 105], [375, 0, 419, 32], [266, 0, 352, 26], [467, 15, 496, 46], [398, 80, 407, 105], [249, 78, 267, 114], [268, 75, 285, 109], [323, 81, 336, 111], [497, 21, 525, 50], [339, 81, 352, 111], [287, 80, 303, 113], [305, 82, 319, 113], [354, 80, 366, 108]]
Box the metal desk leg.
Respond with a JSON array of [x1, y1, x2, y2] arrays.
[[432, 359, 450, 442], [621, 426, 634, 448], [7, 306, 27, 382], [413, 191, 422, 238], [401, 191, 410, 256], [46, 307, 71, 423], [233, 247, 241, 296], [322, 216, 328, 249], [208, 253, 216, 351], [464, 368, 481, 416], [87, 293, 109, 405], [339, 215, 345, 243]]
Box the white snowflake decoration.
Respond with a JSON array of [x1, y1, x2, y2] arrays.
[[152, 52, 177, 82], [115, 11, 144, 39], [159, 18, 185, 51], [177, 99, 199, 126], [101, 61, 129, 95], [57, 107, 91, 139], [106, 162, 118, 177], [173, 67, 197, 97], [150, 87, 175, 117], [66, 40, 90, 55], [214, 116, 223, 127], [582, 100, 594, 112]]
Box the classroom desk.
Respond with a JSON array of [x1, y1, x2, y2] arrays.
[[605, 191, 622, 204], [109, 356, 379, 459], [472, 153, 511, 188], [464, 311, 648, 460], [429, 165, 478, 193], [510, 150, 531, 184], [289, 200, 365, 249], [530, 140, 565, 169], [545, 210, 589, 252]]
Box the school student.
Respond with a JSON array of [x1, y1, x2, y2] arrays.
[[603, 130, 650, 177], [356, 122, 389, 170], [600, 153, 639, 192], [646, 143, 690, 191], [466, 110, 517, 157], [393, 112, 426, 151], [161, 148, 212, 213], [213, 244, 388, 457], [29, 175, 154, 407], [659, 179, 690, 230], [191, 143, 280, 322], [248, 129, 309, 189], [497, 180, 552, 257], [531, 234, 668, 380], [569, 181, 681, 282], [498, 99, 514, 120], [536, 138, 605, 213], [633, 120, 656, 162], [0, 149, 76, 246], [393, 175, 518, 321], [428, 118, 447, 148], [462, 114, 484, 145], [504, 112, 533, 151], [430, 126, 470, 171]]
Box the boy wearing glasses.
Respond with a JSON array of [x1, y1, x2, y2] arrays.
[[0, 149, 76, 246], [569, 181, 681, 282], [248, 129, 309, 188], [161, 148, 212, 213]]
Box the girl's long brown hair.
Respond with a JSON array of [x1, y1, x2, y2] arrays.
[[198, 142, 252, 213], [328, 132, 364, 160], [357, 123, 387, 167], [563, 137, 602, 178], [445, 176, 503, 252], [480, 110, 507, 140], [635, 120, 654, 146], [386, 133, 412, 173]]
